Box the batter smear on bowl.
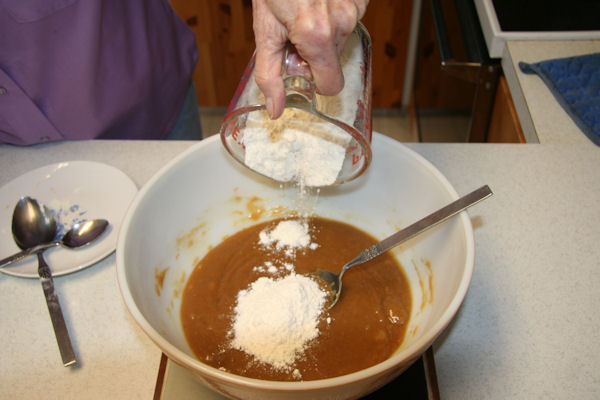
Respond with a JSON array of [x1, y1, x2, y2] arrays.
[[180, 217, 412, 381]]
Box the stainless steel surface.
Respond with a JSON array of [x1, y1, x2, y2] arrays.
[[11, 197, 78, 367], [313, 185, 493, 308], [0, 219, 109, 268], [12, 197, 56, 250]]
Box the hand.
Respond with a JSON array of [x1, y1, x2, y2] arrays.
[[252, 0, 368, 119]]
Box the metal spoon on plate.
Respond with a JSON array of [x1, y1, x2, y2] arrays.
[[11, 196, 78, 366], [312, 185, 493, 309], [0, 218, 108, 269]]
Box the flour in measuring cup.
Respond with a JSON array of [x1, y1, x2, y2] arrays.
[[243, 109, 349, 186], [242, 35, 364, 186]]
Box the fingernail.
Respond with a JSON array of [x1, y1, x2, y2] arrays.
[[266, 97, 274, 119]]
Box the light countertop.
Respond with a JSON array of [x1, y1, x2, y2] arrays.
[[502, 40, 600, 144], [1, 41, 599, 399]]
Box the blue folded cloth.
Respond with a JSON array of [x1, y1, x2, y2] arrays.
[[519, 53, 600, 146]]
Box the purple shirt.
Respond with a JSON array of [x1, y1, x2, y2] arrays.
[[0, 0, 198, 145]]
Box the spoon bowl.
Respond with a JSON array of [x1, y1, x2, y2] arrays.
[[12, 197, 56, 250], [62, 219, 109, 248], [313, 185, 493, 309]]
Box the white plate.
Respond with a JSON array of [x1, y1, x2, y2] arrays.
[[0, 161, 137, 278]]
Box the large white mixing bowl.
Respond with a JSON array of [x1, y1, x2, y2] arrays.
[[116, 133, 474, 399]]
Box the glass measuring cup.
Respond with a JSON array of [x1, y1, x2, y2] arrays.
[[220, 22, 372, 187]]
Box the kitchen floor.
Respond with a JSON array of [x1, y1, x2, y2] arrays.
[[200, 108, 470, 143]]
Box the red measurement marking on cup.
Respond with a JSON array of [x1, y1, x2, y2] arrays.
[[355, 100, 371, 136], [352, 153, 363, 165], [347, 144, 364, 165], [231, 126, 245, 149]]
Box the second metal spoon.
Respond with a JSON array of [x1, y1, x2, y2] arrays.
[[0, 219, 109, 269], [312, 185, 493, 309]]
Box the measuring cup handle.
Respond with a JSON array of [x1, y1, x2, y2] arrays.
[[282, 43, 316, 106], [283, 43, 313, 80]]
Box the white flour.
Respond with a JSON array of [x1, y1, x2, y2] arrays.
[[252, 261, 294, 275], [259, 219, 319, 256], [227, 34, 365, 372], [231, 219, 326, 373], [230, 272, 327, 370], [242, 33, 364, 187], [243, 110, 349, 186]]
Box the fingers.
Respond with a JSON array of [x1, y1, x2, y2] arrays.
[[285, 0, 357, 95], [251, 0, 369, 118], [252, 0, 288, 119], [254, 42, 286, 119], [287, 8, 349, 96]]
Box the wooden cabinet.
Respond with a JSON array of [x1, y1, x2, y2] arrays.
[[170, 0, 414, 108], [411, 0, 524, 143], [487, 75, 525, 143], [413, 0, 476, 110], [361, 0, 414, 108], [170, 0, 255, 108]]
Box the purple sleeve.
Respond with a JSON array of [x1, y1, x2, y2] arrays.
[[0, 0, 198, 145]]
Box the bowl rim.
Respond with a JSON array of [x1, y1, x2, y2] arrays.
[[116, 133, 474, 391]]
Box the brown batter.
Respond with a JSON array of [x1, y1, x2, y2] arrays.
[[181, 217, 411, 381]]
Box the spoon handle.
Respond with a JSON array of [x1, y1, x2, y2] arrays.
[[37, 252, 77, 367], [0, 242, 58, 269], [343, 185, 493, 272], [378, 185, 492, 254]]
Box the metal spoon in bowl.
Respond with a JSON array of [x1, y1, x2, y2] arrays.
[[11, 196, 78, 366], [0, 219, 109, 269], [312, 185, 493, 309]]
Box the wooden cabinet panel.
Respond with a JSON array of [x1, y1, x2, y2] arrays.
[[413, 0, 476, 110], [171, 0, 255, 107], [171, 1, 413, 108], [487, 76, 525, 143], [362, 0, 414, 108]]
